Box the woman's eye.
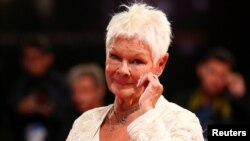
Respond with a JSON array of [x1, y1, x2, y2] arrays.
[[132, 59, 143, 65], [110, 54, 120, 60]]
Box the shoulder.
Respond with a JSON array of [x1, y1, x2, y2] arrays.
[[67, 105, 112, 140], [70, 105, 112, 131], [158, 97, 200, 126], [73, 105, 112, 125], [157, 96, 203, 139]]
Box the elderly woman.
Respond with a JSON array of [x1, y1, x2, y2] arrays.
[[67, 3, 204, 141]]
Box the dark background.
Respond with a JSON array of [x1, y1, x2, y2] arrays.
[[0, 0, 249, 109]]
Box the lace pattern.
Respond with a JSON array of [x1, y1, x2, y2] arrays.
[[66, 96, 204, 141]]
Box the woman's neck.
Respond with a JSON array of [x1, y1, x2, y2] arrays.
[[113, 97, 140, 113]]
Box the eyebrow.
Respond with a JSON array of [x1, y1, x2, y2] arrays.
[[111, 50, 147, 59]]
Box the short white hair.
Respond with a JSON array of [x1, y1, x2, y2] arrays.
[[106, 3, 172, 63]]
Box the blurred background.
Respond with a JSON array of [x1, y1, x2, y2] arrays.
[[0, 0, 249, 140]]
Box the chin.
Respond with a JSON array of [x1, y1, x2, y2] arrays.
[[111, 85, 135, 99]]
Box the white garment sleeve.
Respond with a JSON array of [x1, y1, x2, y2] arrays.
[[127, 109, 204, 141]]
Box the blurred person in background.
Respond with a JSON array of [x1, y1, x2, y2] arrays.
[[67, 63, 107, 118], [170, 47, 249, 139], [8, 35, 72, 141]]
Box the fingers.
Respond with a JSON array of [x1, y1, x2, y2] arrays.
[[136, 73, 159, 87], [227, 73, 246, 98], [138, 73, 163, 113]]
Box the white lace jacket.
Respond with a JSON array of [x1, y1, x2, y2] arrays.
[[66, 96, 204, 141]]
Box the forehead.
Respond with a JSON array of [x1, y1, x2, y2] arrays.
[[113, 36, 145, 45], [24, 46, 41, 52], [23, 46, 46, 56], [73, 74, 96, 85], [205, 58, 231, 71], [110, 36, 151, 52]]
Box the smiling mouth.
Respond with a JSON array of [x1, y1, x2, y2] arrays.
[[114, 79, 134, 86]]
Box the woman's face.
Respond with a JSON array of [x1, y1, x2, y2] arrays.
[[105, 37, 156, 99]]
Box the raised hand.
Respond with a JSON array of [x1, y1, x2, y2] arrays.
[[137, 72, 163, 113]]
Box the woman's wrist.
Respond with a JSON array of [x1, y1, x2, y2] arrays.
[[139, 104, 154, 114]]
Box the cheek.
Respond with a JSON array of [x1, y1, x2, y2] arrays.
[[105, 60, 117, 75], [132, 65, 153, 78], [132, 68, 144, 79], [105, 63, 114, 84]]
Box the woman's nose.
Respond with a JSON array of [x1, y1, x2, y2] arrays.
[[117, 61, 130, 76]]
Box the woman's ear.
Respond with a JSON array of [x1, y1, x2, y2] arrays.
[[156, 53, 169, 76]]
